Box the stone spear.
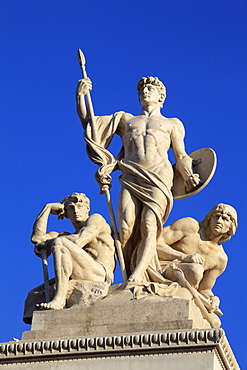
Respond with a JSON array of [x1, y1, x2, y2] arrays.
[[77, 49, 127, 281], [40, 249, 50, 302]]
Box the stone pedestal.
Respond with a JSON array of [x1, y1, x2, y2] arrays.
[[0, 283, 239, 369]]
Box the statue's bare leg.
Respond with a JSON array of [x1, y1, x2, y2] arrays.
[[118, 187, 140, 276], [37, 239, 73, 310], [128, 206, 157, 282], [37, 238, 106, 310]]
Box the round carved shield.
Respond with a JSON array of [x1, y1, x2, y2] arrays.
[[172, 148, 217, 200]]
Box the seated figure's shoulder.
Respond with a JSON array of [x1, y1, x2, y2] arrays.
[[87, 213, 105, 223], [171, 217, 199, 234], [88, 213, 112, 230]]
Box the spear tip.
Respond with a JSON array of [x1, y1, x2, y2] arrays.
[[78, 48, 86, 67]]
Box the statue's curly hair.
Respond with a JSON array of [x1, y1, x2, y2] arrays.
[[137, 76, 166, 107], [58, 192, 90, 220]]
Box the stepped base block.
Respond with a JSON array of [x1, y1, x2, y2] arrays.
[[22, 283, 214, 340]]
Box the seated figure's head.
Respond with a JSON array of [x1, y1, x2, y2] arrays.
[[58, 192, 90, 221], [137, 76, 166, 108], [202, 203, 238, 242]]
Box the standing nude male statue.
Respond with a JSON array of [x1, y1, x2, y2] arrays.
[[157, 203, 237, 313], [76, 76, 200, 282], [31, 192, 115, 310]]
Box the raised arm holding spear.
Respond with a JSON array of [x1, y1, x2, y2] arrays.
[[77, 49, 127, 282]]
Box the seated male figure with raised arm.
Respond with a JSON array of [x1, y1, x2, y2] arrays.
[[157, 203, 237, 313], [77, 77, 200, 282], [31, 193, 115, 310]]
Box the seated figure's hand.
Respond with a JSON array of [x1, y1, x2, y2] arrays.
[[76, 77, 92, 96], [185, 173, 200, 192], [183, 253, 204, 264], [207, 295, 220, 313], [34, 240, 53, 258]]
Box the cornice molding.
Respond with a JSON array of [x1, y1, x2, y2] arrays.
[[0, 328, 239, 369]]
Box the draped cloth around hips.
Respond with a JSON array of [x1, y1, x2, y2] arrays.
[[118, 159, 173, 282]]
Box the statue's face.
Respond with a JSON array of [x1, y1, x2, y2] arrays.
[[139, 84, 161, 107], [209, 212, 231, 236], [66, 201, 88, 223]]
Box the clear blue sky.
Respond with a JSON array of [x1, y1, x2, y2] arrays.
[[0, 1, 246, 368]]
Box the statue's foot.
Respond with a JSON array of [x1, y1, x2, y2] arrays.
[[127, 275, 142, 283], [36, 300, 64, 310]]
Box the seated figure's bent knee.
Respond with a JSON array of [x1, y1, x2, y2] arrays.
[[51, 238, 68, 254], [189, 264, 204, 287]]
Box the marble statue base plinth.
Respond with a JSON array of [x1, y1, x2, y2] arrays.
[[0, 284, 239, 369], [22, 282, 213, 341]]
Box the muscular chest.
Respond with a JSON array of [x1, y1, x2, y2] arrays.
[[198, 241, 226, 270], [118, 114, 175, 163], [128, 116, 171, 135], [124, 116, 172, 138]]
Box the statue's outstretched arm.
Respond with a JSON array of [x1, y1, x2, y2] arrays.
[[198, 267, 226, 313], [157, 240, 187, 261]]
